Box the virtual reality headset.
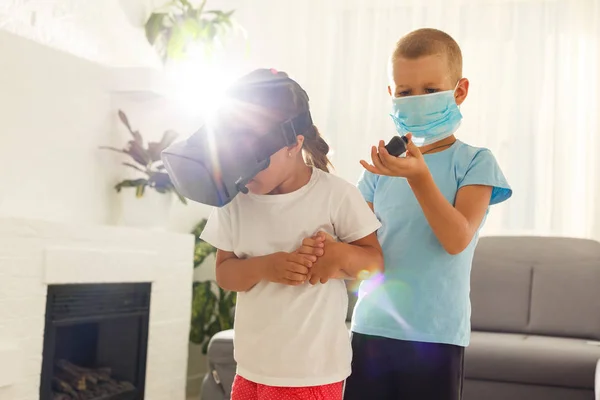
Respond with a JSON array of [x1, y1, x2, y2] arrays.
[[161, 74, 314, 207]]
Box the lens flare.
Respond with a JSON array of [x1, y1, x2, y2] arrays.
[[352, 273, 413, 333], [165, 43, 236, 124]]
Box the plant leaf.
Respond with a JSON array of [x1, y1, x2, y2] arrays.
[[155, 27, 172, 63], [203, 10, 223, 17], [206, 23, 217, 41], [197, 0, 207, 14], [191, 219, 209, 239], [99, 146, 127, 154], [148, 171, 172, 189], [122, 162, 147, 174], [126, 140, 151, 166], [114, 179, 148, 193], [225, 291, 237, 308], [190, 282, 209, 344], [118, 110, 132, 131], [167, 24, 186, 60], [147, 145, 163, 163], [202, 316, 224, 354], [179, 0, 193, 9], [194, 241, 217, 268], [175, 190, 188, 205], [118, 110, 144, 147], [145, 13, 167, 45], [190, 280, 217, 349], [160, 129, 179, 147], [181, 17, 201, 41], [204, 9, 234, 18], [147, 130, 178, 162], [135, 183, 146, 198], [207, 318, 222, 337]]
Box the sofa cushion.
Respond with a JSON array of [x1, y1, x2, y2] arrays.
[[470, 254, 532, 332], [471, 236, 600, 339], [529, 260, 600, 341], [465, 331, 600, 389]]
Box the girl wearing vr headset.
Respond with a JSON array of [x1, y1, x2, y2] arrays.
[[200, 69, 383, 400]]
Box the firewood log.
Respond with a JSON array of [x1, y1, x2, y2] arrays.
[[56, 359, 101, 385], [53, 359, 136, 398], [54, 368, 86, 391], [52, 377, 79, 398]]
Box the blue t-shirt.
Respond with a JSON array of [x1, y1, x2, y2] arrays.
[[353, 140, 512, 347]]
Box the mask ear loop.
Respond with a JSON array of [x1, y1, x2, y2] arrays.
[[453, 78, 463, 108]]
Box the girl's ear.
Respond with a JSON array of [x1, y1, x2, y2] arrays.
[[289, 135, 305, 155]]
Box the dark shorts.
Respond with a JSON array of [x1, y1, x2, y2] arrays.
[[344, 332, 464, 400]]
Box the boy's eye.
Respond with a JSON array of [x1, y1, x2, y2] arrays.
[[425, 88, 439, 94], [397, 90, 410, 97]]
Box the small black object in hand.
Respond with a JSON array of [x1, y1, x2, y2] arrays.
[[384, 136, 409, 157]]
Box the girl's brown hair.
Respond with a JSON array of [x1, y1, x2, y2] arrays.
[[225, 69, 332, 172]]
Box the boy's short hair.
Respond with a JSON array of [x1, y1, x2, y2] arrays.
[[392, 28, 463, 84]]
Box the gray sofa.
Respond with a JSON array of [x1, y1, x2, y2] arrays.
[[201, 236, 600, 400], [465, 236, 600, 400]]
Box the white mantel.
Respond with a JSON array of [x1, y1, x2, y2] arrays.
[[0, 218, 194, 400]]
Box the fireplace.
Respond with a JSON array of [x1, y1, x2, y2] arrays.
[[0, 219, 192, 399], [40, 283, 151, 400]]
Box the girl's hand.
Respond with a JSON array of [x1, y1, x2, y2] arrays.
[[263, 252, 314, 286], [315, 231, 336, 243], [296, 231, 341, 285], [360, 133, 430, 181], [295, 231, 335, 258], [308, 241, 343, 285]]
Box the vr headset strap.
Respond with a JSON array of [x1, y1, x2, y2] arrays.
[[185, 111, 312, 163], [252, 111, 314, 162]]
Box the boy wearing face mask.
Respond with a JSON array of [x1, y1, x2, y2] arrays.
[[343, 29, 513, 400]]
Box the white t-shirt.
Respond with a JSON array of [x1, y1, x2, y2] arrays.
[[201, 168, 382, 387]]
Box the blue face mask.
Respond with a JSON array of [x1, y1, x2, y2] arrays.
[[390, 89, 462, 146]]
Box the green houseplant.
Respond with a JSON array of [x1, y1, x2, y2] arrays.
[[100, 110, 186, 204], [190, 219, 236, 353], [144, 0, 237, 63]]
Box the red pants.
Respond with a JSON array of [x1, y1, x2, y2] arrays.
[[231, 375, 343, 400]]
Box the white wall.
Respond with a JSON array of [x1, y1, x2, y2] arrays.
[[0, 29, 212, 233], [0, 30, 119, 224], [0, 0, 159, 68]]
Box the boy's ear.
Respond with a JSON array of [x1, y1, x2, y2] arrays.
[[454, 78, 470, 106], [387, 86, 393, 96]]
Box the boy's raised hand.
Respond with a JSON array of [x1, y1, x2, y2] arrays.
[[360, 133, 429, 180]]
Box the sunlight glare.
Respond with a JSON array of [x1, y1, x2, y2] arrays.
[[166, 43, 235, 125]]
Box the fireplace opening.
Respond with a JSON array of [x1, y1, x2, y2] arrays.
[[40, 283, 151, 400]]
